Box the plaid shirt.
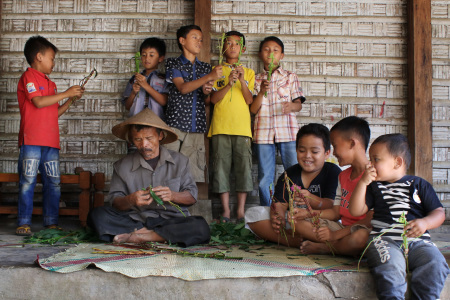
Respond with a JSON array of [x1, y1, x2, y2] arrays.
[[253, 67, 305, 144]]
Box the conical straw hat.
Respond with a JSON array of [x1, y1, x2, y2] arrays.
[[112, 108, 178, 144]]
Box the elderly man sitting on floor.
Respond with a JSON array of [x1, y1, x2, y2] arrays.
[[88, 108, 210, 247]]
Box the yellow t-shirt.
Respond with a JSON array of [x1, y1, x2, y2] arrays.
[[207, 63, 255, 138]]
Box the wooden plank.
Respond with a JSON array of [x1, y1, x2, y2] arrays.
[[407, 0, 433, 182]]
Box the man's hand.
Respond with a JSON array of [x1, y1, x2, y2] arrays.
[[361, 163, 377, 186], [151, 186, 174, 202], [130, 189, 153, 207], [404, 219, 428, 238]]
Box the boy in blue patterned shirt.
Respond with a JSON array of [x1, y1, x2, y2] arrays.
[[165, 25, 223, 182]]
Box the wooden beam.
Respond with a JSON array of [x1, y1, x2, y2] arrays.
[[407, 0, 433, 182], [195, 0, 212, 190], [194, 0, 211, 63]]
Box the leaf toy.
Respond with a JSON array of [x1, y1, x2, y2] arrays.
[[68, 68, 98, 107], [145, 185, 186, 217]]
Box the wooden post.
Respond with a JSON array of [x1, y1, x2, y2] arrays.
[[407, 0, 433, 182], [195, 0, 212, 198], [195, 0, 211, 63]]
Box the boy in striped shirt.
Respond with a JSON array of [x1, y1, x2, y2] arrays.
[[350, 133, 449, 299]]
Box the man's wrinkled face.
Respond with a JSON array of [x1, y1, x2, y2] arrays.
[[130, 126, 163, 160]]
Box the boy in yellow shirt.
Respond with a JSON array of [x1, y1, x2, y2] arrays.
[[208, 31, 254, 222]]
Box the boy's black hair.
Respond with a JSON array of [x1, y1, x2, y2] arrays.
[[330, 116, 371, 150], [176, 25, 202, 51], [225, 30, 246, 46], [140, 37, 166, 57], [296, 123, 331, 152], [24, 36, 58, 65], [258, 36, 284, 53], [371, 133, 411, 169]]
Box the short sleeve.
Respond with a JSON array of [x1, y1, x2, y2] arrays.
[[365, 183, 376, 210], [289, 73, 306, 103], [22, 72, 43, 101], [122, 76, 135, 105], [253, 75, 262, 96], [246, 68, 255, 92], [333, 181, 342, 206], [417, 178, 442, 213], [165, 58, 182, 83], [320, 163, 341, 200]]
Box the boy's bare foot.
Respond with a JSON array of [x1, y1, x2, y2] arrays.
[[300, 240, 331, 255]]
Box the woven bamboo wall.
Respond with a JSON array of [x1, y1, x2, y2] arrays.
[[431, 1, 450, 204], [0, 0, 194, 180], [1, 0, 449, 215]]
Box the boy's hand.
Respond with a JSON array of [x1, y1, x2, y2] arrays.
[[291, 207, 309, 220], [66, 85, 85, 99], [210, 66, 223, 81], [314, 227, 335, 242], [258, 80, 269, 95], [228, 69, 239, 86], [132, 82, 140, 94], [361, 164, 377, 186], [134, 73, 149, 88], [235, 66, 245, 81], [202, 80, 214, 95], [404, 219, 427, 238], [270, 214, 285, 234], [293, 189, 311, 207], [281, 102, 296, 114]]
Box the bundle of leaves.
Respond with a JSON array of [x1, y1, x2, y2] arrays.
[[23, 228, 101, 245], [209, 220, 266, 250]]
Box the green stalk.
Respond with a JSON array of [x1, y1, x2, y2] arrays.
[[134, 51, 141, 73], [264, 53, 275, 97]]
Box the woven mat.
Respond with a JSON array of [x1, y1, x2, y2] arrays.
[[38, 242, 450, 281], [38, 243, 365, 280]]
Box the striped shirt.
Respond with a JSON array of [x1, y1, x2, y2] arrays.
[[366, 176, 442, 241], [253, 67, 305, 144]]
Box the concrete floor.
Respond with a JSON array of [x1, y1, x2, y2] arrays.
[[0, 215, 449, 300]]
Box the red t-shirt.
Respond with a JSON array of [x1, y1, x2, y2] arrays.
[[17, 67, 60, 149], [339, 167, 367, 226]]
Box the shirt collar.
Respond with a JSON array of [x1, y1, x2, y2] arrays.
[[28, 67, 49, 80], [131, 146, 175, 172], [179, 54, 199, 65], [261, 65, 286, 76], [142, 69, 158, 78]]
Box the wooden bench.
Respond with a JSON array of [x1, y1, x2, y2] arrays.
[[0, 170, 105, 226]]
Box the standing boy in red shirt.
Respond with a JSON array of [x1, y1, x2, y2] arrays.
[[16, 36, 84, 235]]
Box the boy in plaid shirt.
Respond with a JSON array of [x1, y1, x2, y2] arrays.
[[251, 36, 306, 206]]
